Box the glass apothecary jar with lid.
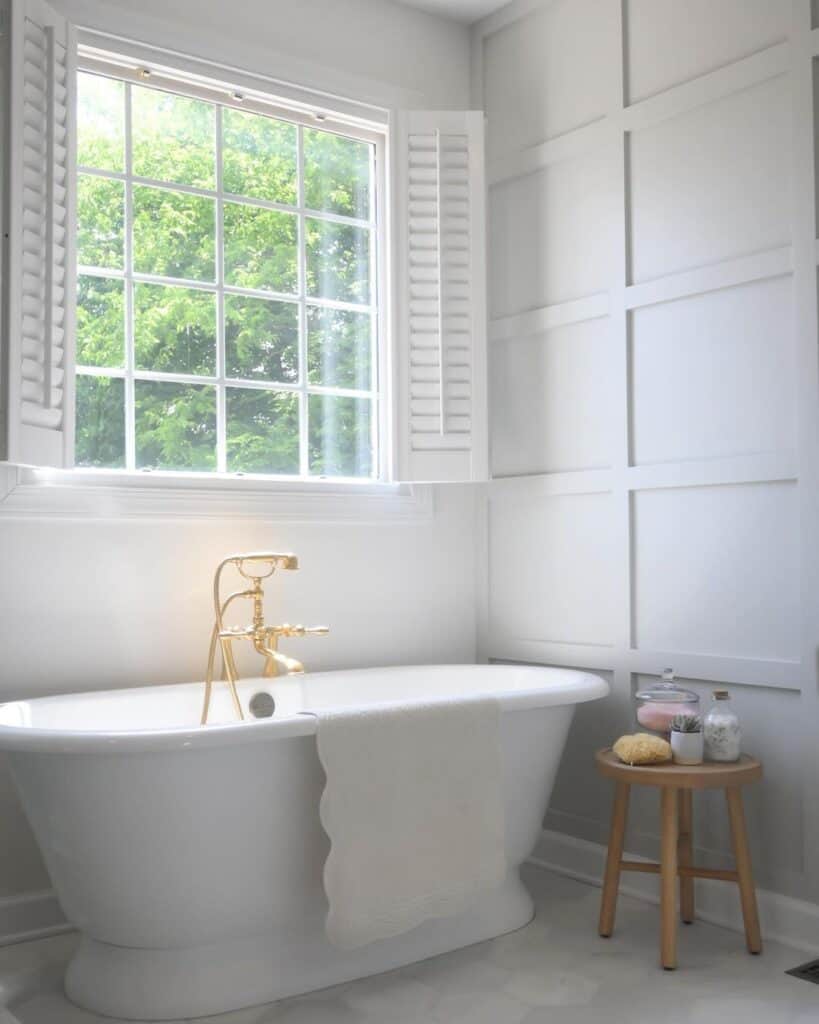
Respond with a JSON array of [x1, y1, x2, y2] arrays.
[[634, 669, 700, 738]]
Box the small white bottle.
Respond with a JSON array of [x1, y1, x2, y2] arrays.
[[704, 690, 741, 762]]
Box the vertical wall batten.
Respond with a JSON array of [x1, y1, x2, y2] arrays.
[[435, 127, 445, 435]]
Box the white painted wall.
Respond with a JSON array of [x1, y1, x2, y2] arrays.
[[475, 0, 819, 904], [0, 0, 475, 903], [55, 0, 471, 109]]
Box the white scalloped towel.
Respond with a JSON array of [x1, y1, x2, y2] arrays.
[[312, 697, 506, 949]]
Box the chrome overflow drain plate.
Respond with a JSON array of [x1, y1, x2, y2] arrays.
[[249, 692, 275, 719]]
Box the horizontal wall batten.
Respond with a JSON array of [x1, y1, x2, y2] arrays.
[[490, 451, 796, 499], [626, 247, 793, 310], [623, 43, 790, 134], [627, 451, 799, 491], [490, 468, 613, 497], [488, 637, 616, 672], [488, 118, 616, 187], [627, 649, 801, 691], [489, 292, 609, 341], [489, 641, 800, 692]]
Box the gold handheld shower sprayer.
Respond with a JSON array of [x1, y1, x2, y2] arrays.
[[201, 552, 328, 726]]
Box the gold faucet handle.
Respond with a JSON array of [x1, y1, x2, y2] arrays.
[[275, 623, 329, 638]]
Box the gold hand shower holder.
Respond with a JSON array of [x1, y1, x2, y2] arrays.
[[201, 553, 328, 726]]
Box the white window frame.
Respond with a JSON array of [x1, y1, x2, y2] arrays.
[[73, 43, 392, 486]]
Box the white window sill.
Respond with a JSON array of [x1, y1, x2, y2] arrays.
[[0, 466, 434, 524]]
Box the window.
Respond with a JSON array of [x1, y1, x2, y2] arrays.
[[74, 69, 379, 480]]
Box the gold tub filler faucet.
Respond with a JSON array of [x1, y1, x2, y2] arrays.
[[201, 552, 328, 725]]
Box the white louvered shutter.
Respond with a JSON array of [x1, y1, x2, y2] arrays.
[[1, 0, 75, 467], [395, 111, 488, 482]]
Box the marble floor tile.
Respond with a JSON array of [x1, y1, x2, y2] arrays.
[[4, 866, 819, 1024]]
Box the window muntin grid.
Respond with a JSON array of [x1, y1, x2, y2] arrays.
[[75, 69, 380, 480]]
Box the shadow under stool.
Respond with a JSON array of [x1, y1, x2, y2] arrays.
[[595, 748, 763, 970]]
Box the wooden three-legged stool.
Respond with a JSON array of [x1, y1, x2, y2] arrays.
[[595, 748, 763, 969]]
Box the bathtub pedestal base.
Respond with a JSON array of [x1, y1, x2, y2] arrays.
[[67, 868, 532, 1019], [65, 871, 533, 1021]]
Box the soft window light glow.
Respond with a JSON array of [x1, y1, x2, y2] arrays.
[[75, 69, 379, 479]]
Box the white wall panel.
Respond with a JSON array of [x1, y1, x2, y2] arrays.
[[633, 482, 800, 661], [546, 669, 622, 833], [629, 75, 791, 284], [625, 0, 789, 103], [489, 147, 619, 317], [630, 276, 796, 466], [489, 491, 618, 647], [491, 318, 613, 477], [483, 0, 617, 161]]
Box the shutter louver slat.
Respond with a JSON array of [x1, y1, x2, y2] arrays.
[[2, 0, 76, 467]]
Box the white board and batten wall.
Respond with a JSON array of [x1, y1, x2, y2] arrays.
[[473, 0, 819, 907]]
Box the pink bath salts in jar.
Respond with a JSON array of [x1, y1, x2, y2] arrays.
[[634, 670, 699, 738]]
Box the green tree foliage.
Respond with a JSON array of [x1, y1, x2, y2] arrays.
[[75, 74, 375, 477], [76, 276, 124, 367], [132, 85, 215, 189], [134, 381, 217, 471], [75, 376, 125, 467], [134, 284, 216, 375], [225, 295, 298, 383], [226, 389, 299, 474]]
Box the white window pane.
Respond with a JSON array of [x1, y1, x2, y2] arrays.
[[308, 394, 373, 478], [305, 217, 371, 305], [77, 72, 124, 172], [226, 387, 300, 475]]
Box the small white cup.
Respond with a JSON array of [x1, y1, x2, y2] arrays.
[[671, 730, 704, 765]]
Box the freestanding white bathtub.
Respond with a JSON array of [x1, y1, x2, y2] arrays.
[[0, 664, 608, 1020]]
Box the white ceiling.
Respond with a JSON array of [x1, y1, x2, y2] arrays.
[[396, 0, 509, 24]]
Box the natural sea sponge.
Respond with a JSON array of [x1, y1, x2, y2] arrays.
[[613, 733, 672, 766]]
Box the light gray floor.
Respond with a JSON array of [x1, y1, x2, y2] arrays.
[[2, 866, 817, 1023]]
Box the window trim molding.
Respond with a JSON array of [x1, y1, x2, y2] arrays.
[[0, 465, 433, 523], [76, 28, 394, 131]]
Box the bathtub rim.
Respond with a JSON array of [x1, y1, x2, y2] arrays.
[[0, 664, 608, 754]]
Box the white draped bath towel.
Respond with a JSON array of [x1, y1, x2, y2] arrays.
[[312, 697, 507, 950]]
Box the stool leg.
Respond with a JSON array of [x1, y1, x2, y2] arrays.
[[599, 781, 630, 937], [678, 789, 694, 924], [726, 787, 762, 954], [660, 787, 678, 969]]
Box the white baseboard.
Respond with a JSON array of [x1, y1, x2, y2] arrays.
[[0, 890, 70, 947], [529, 828, 819, 957]]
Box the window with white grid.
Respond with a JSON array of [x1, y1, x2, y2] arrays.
[[74, 67, 380, 479]]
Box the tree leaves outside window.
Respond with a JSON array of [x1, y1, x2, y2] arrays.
[[75, 71, 377, 478]]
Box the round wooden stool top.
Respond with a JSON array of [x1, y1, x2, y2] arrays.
[[596, 748, 762, 790]]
